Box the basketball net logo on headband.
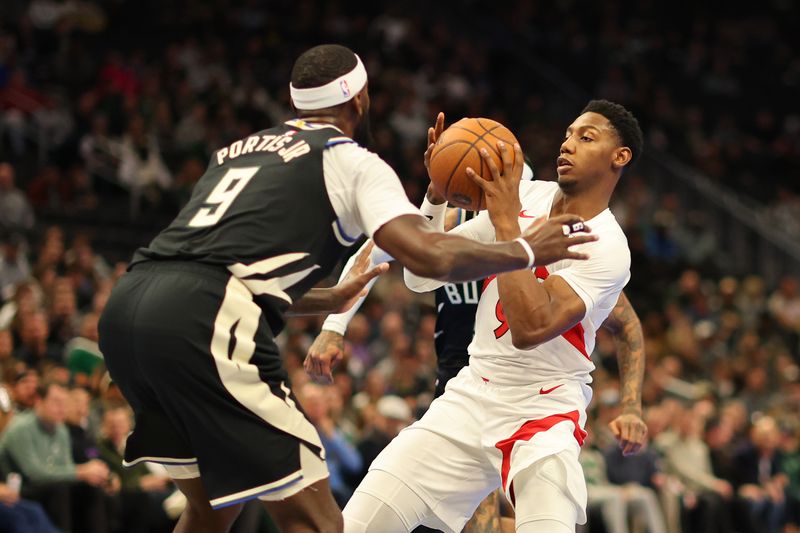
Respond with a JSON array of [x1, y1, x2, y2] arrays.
[[290, 54, 367, 110]]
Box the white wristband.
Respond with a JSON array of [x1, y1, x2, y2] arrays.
[[514, 237, 535, 270], [419, 196, 448, 230]]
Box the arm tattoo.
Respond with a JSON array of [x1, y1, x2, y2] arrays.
[[603, 292, 645, 414]]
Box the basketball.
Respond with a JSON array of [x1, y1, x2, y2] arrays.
[[428, 118, 520, 211]]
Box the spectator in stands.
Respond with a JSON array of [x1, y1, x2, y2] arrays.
[[581, 433, 628, 533], [65, 386, 98, 464], [0, 377, 12, 434], [65, 165, 99, 213], [10, 368, 39, 412], [64, 235, 110, 308], [98, 404, 173, 532], [65, 312, 103, 389], [0, 328, 17, 382], [356, 395, 412, 483], [33, 229, 65, 286], [0, 381, 111, 532], [656, 403, 734, 533], [26, 164, 73, 213], [0, 232, 31, 301], [352, 368, 388, 413], [0, 70, 49, 155], [13, 310, 61, 368], [603, 440, 669, 533], [769, 276, 800, 334], [117, 115, 172, 216], [297, 382, 362, 507], [173, 102, 208, 154], [0, 163, 34, 234], [581, 424, 669, 533], [79, 113, 121, 186], [0, 480, 59, 533], [781, 424, 800, 533], [343, 313, 374, 380], [704, 416, 738, 488], [732, 416, 786, 533], [48, 276, 79, 345]]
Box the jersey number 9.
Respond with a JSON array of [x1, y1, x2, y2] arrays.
[[188, 167, 259, 228]]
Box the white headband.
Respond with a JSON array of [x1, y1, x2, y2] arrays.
[[290, 54, 368, 110]]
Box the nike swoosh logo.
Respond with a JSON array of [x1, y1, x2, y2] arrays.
[[539, 384, 563, 395], [434, 330, 444, 339], [519, 210, 537, 219]]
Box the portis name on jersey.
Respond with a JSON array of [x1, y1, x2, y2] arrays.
[[216, 131, 311, 166]]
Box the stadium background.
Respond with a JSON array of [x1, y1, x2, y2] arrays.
[[0, 0, 798, 531]]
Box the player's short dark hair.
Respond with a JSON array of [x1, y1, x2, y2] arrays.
[[291, 44, 358, 89], [581, 99, 643, 167]]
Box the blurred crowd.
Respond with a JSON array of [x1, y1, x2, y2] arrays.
[[0, 0, 797, 532], [0, 0, 798, 224]]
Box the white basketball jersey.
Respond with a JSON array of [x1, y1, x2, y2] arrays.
[[467, 180, 631, 385]]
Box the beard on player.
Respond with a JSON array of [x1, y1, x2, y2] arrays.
[[353, 110, 373, 147], [557, 173, 579, 194]]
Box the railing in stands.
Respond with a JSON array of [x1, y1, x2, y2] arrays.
[[513, 48, 800, 285]]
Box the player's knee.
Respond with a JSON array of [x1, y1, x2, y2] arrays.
[[343, 490, 406, 533], [512, 456, 578, 531], [344, 470, 429, 533]]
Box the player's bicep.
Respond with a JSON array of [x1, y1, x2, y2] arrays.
[[538, 275, 587, 338]]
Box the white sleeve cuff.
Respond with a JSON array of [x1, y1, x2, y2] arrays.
[[321, 317, 348, 336], [419, 197, 448, 231]]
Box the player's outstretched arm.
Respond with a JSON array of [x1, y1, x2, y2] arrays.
[[287, 243, 389, 316], [378, 212, 593, 288], [305, 330, 344, 384], [320, 239, 394, 333], [304, 239, 393, 383], [601, 291, 648, 456]]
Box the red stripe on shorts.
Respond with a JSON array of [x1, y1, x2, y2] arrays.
[[494, 410, 587, 500]]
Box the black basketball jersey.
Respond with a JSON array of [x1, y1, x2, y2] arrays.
[[431, 209, 480, 374], [133, 121, 356, 334], [433, 280, 480, 372]]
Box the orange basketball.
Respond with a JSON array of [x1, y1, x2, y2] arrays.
[[428, 118, 519, 211]]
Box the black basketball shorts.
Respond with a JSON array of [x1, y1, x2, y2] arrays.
[[98, 261, 328, 508]]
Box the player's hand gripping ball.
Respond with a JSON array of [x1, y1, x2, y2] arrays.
[[428, 118, 519, 211]]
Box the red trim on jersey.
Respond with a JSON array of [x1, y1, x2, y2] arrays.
[[495, 410, 587, 504], [561, 323, 589, 360], [534, 266, 590, 360], [534, 266, 549, 279], [482, 268, 590, 360]]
